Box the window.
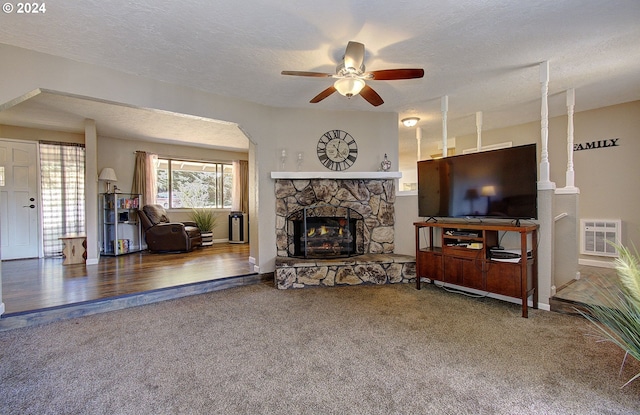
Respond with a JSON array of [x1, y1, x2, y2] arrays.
[[156, 158, 232, 209], [40, 142, 86, 257]]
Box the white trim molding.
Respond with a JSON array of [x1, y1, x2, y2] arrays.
[[270, 171, 402, 180]]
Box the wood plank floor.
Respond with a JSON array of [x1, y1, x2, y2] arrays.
[[1, 242, 617, 318], [1, 243, 256, 315], [550, 264, 618, 314]]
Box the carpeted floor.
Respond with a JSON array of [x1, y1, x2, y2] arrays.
[[1, 282, 639, 414]]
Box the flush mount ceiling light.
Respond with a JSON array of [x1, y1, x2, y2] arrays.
[[401, 117, 420, 127], [333, 77, 366, 98]]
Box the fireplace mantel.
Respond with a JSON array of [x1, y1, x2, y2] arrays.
[[270, 171, 402, 180]]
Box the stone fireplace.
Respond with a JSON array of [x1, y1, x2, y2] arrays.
[[273, 173, 416, 289]]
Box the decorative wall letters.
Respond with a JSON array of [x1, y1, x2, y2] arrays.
[[574, 138, 620, 152]]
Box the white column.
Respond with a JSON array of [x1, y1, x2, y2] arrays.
[[536, 61, 555, 311], [416, 127, 423, 161], [0, 255, 3, 316], [441, 96, 448, 157], [85, 119, 100, 265], [557, 88, 579, 194], [538, 61, 555, 190], [476, 111, 483, 151]]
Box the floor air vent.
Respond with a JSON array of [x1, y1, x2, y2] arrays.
[[580, 219, 621, 257]]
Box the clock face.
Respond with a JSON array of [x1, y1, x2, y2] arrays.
[[317, 130, 358, 171]]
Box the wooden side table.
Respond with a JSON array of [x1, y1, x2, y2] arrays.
[[60, 234, 86, 265]]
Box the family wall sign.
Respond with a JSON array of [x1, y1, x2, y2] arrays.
[[573, 138, 620, 152]]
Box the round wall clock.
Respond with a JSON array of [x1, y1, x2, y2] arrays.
[[316, 130, 358, 171]]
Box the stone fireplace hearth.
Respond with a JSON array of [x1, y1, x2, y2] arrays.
[[273, 173, 415, 289]]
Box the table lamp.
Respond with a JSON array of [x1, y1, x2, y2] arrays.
[[99, 167, 118, 193]]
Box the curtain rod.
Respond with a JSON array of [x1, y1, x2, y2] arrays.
[[135, 151, 238, 165], [40, 140, 85, 148]]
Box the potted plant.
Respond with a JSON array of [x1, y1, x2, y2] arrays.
[[190, 208, 217, 246], [579, 243, 640, 387]]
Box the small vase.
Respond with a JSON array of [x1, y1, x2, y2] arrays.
[[201, 232, 214, 246]]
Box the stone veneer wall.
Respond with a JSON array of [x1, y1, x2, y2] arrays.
[[275, 254, 416, 289], [275, 179, 396, 256], [274, 178, 416, 289]]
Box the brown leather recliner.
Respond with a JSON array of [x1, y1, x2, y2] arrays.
[[138, 205, 202, 252]]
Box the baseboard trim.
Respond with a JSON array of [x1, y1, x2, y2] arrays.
[[427, 281, 549, 312], [579, 258, 616, 268]]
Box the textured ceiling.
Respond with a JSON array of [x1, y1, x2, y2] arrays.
[[0, 90, 247, 151], [0, 0, 639, 152]]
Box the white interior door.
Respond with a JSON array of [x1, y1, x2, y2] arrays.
[[0, 140, 40, 260]]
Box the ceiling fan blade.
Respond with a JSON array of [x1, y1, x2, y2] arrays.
[[369, 68, 424, 80], [281, 70, 334, 78], [344, 41, 365, 71], [360, 85, 384, 107], [310, 86, 337, 103]]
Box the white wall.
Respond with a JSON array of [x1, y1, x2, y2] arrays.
[[0, 43, 399, 275], [396, 101, 639, 308], [4, 42, 635, 284], [449, 101, 640, 255], [253, 107, 398, 273], [401, 101, 640, 254], [97, 136, 248, 240], [269, 108, 398, 173], [566, 102, 640, 256], [394, 193, 419, 256]]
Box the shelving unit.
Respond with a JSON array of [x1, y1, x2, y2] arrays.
[[100, 193, 142, 256], [414, 221, 538, 317]]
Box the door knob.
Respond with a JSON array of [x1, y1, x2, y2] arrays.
[[23, 204, 35, 209]]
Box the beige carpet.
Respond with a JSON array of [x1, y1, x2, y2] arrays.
[[1, 281, 639, 414]]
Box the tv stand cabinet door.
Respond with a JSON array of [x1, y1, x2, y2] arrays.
[[444, 256, 484, 290], [444, 257, 463, 285], [463, 258, 484, 290], [417, 251, 443, 286], [486, 262, 521, 298]]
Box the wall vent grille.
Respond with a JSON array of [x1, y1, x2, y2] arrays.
[[580, 219, 621, 257]]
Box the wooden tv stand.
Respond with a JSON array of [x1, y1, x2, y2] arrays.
[[414, 221, 538, 318]]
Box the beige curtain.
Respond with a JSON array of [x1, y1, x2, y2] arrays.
[[232, 160, 249, 213], [131, 151, 158, 206]]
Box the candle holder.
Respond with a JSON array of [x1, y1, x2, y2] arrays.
[[296, 152, 304, 171], [280, 149, 287, 170], [380, 154, 391, 171]]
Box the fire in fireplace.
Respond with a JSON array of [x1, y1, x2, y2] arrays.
[[286, 205, 364, 258]]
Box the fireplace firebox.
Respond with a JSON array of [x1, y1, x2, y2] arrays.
[[286, 205, 364, 258]]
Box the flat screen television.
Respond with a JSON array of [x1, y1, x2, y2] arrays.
[[417, 144, 538, 220]]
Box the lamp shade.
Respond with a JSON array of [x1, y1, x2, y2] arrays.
[[99, 167, 118, 182], [334, 77, 365, 97], [481, 185, 496, 197], [465, 188, 479, 200]]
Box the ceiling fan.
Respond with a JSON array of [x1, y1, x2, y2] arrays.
[[281, 41, 424, 107]]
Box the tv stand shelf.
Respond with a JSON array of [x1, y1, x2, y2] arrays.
[[414, 221, 538, 318]]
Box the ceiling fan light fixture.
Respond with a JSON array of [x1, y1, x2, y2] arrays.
[[281, 41, 423, 106], [401, 117, 420, 127], [334, 77, 365, 98]]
